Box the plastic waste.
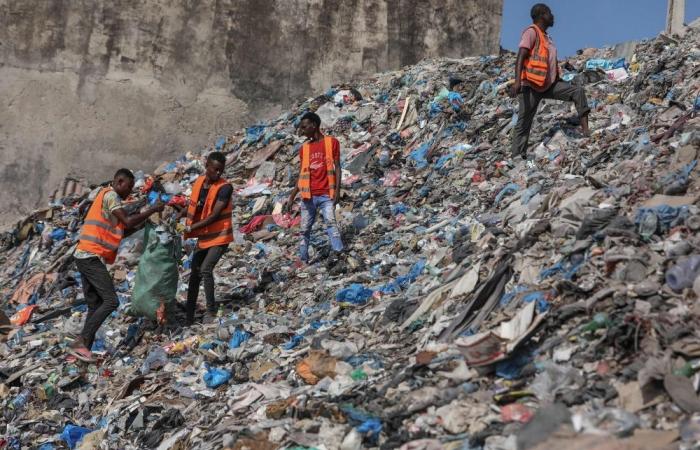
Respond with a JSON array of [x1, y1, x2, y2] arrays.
[[140, 346, 168, 375], [203, 366, 232, 388], [61, 424, 93, 449], [336, 284, 374, 305], [228, 329, 252, 349], [572, 407, 639, 437], [666, 255, 700, 292], [530, 362, 583, 403], [11, 389, 30, 410]]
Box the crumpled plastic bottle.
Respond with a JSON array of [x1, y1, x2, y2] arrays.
[[666, 255, 700, 292]]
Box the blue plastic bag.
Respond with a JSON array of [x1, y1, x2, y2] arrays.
[[495, 183, 520, 205], [377, 259, 426, 295], [282, 334, 304, 350], [357, 418, 383, 442], [228, 329, 252, 349], [61, 424, 93, 449], [203, 366, 232, 388], [409, 142, 431, 169], [245, 125, 267, 144], [336, 284, 374, 305], [215, 136, 226, 150], [50, 228, 67, 242]]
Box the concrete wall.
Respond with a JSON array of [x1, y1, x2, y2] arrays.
[[0, 0, 502, 228]]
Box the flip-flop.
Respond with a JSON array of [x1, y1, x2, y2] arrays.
[[67, 346, 96, 363]]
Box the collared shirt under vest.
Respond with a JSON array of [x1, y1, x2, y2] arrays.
[[185, 175, 233, 249]]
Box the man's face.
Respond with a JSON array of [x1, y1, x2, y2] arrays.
[[299, 119, 317, 139], [544, 9, 554, 27], [205, 159, 225, 182], [113, 175, 134, 199]]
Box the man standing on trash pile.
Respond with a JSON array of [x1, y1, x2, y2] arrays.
[[510, 3, 591, 159], [183, 151, 233, 325], [70, 169, 164, 362], [286, 111, 344, 264]]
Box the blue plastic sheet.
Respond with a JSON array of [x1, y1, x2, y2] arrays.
[[377, 260, 426, 295], [447, 91, 463, 111], [228, 329, 252, 349], [245, 125, 267, 144], [215, 136, 226, 150], [495, 350, 532, 380], [634, 204, 689, 233], [61, 425, 93, 449], [540, 255, 584, 281], [340, 404, 383, 442], [336, 284, 374, 305], [282, 335, 304, 350], [390, 203, 409, 216], [409, 142, 431, 169], [522, 291, 550, 313], [585, 58, 626, 71], [203, 366, 232, 388], [495, 183, 520, 205], [345, 353, 384, 369], [661, 160, 697, 186], [357, 418, 383, 442], [50, 228, 67, 242], [499, 285, 529, 307]]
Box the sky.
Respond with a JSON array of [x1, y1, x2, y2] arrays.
[[501, 0, 700, 57]]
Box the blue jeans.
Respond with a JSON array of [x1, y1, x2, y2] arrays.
[[300, 195, 344, 262]]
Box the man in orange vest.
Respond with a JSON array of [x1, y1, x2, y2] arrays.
[[510, 3, 590, 159], [183, 151, 233, 325], [70, 169, 164, 362], [287, 112, 344, 264]]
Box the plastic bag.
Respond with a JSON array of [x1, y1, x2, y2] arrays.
[[140, 346, 168, 375], [530, 362, 584, 402], [129, 223, 181, 323], [228, 329, 252, 349], [10, 305, 38, 326], [203, 366, 232, 388], [61, 424, 93, 449], [336, 284, 374, 305]]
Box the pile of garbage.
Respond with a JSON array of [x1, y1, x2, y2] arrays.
[[1, 21, 700, 450]]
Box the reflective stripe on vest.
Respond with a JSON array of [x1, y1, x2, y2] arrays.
[[185, 175, 233, 249], [521, 25, 550, 87], [76, 187, 126, 264], [297, 136, 337, 200]]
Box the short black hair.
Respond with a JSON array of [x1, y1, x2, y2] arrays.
[[114, 168, 135, 181], [301, 112, 321, 128], [207, 151, 226, 166], [531, 3, 550, 21]]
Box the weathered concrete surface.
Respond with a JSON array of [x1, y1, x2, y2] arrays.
[[0, 0, 502, 228]]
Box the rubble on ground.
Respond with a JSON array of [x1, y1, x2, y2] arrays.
[[1, 23, 700, 450]]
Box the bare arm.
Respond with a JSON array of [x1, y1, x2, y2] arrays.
[[510, 48, 529, 97], [112, 203, 163, 230], [190, 199, 227, 232], [333, 156, 341, 204]]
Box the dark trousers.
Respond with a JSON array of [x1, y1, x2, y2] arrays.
[[511, 80, 590, 157], [186, 245, 227, 321], [75, 257, 119, 349]]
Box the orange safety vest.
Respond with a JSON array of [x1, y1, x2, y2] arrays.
[[185, 175, 233, 249], [298, 136, 337, 200], [76, 187, 126, 264], [521, 25, 549, 88]]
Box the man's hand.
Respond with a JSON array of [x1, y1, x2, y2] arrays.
[[152, 200, 166, 213], [509, 80, 521, 98]]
